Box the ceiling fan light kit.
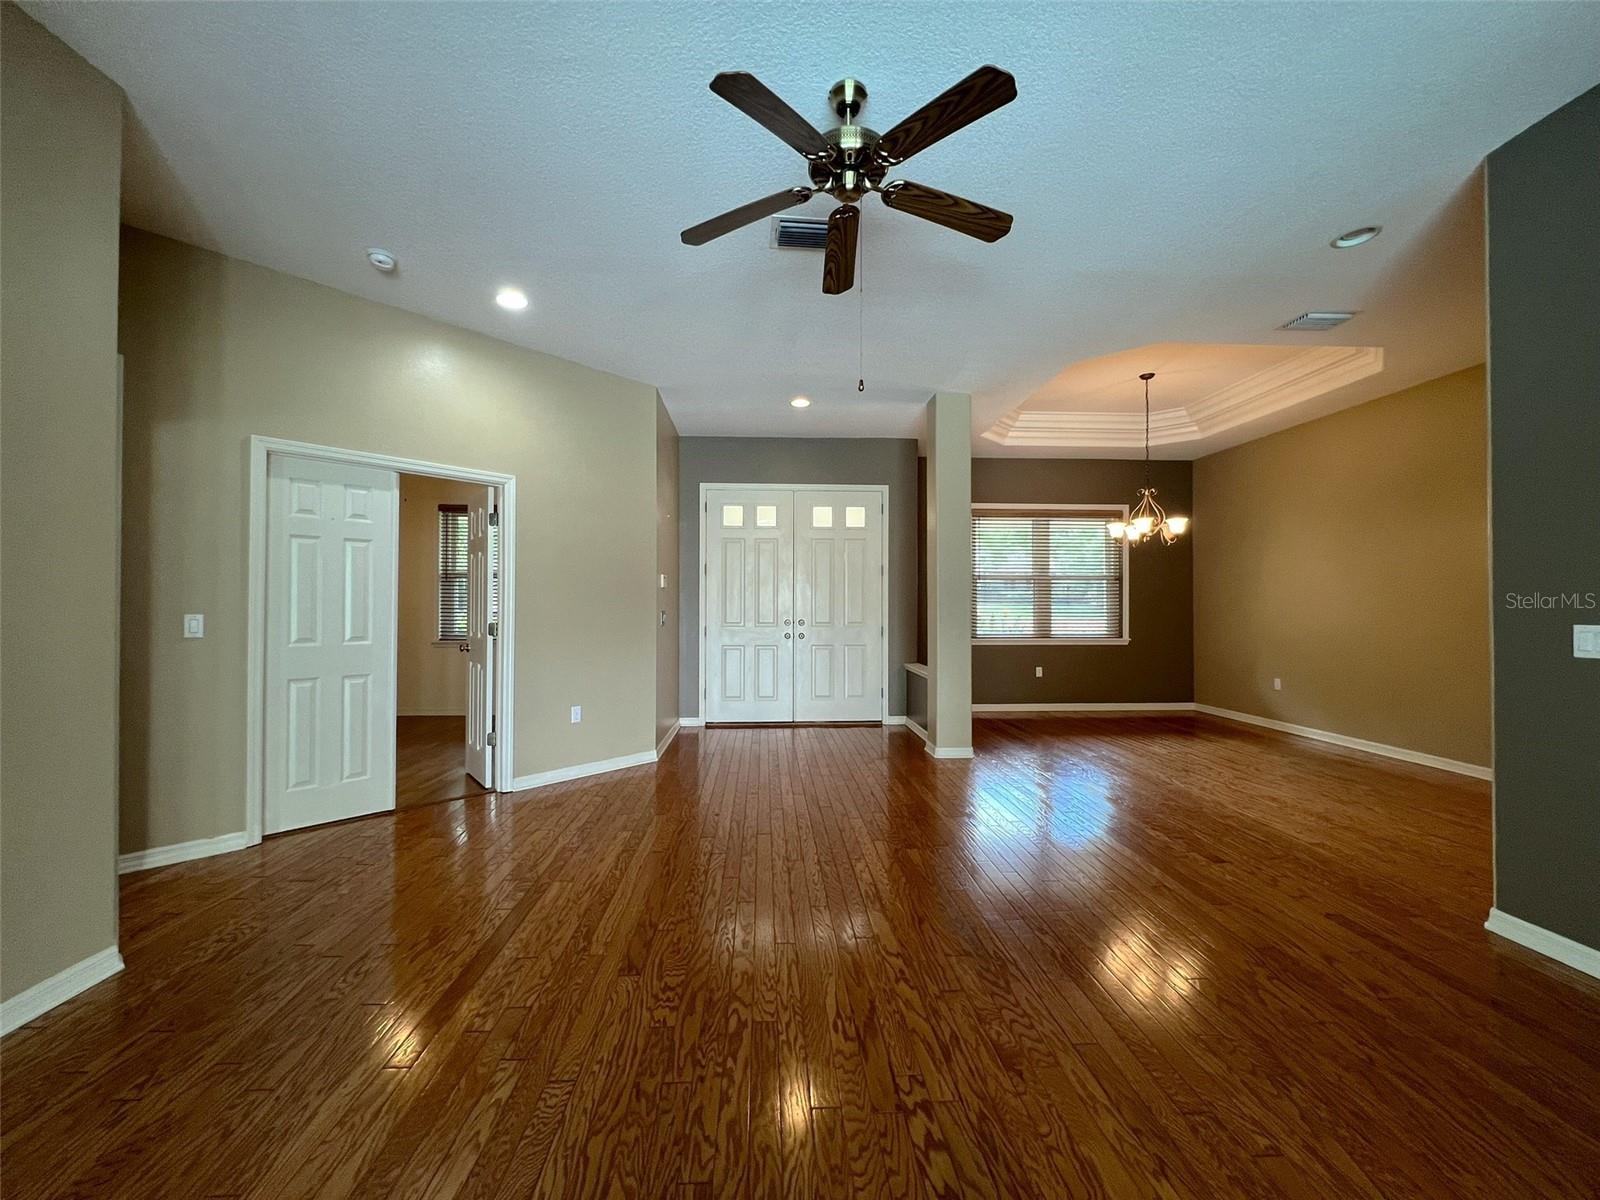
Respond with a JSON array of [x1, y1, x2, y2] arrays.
[[681, 66, 1017, 293]]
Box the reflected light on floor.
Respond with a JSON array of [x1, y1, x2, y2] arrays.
[[1097, 924, 1201, 1011], [964, 757, 1116, 857]]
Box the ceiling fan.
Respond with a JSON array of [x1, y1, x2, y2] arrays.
[[680, 66, 1016, 294]]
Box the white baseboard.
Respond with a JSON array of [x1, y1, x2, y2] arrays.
[[1, 946, 124, 1037], [655, 721, 680, 759], [397, 708, 466, 718], [882, 714, 907, 726], [902, 717, 930, 744], [679, 716, 705, 728], [974, 702, 1196, 714], [508, 748, 657, 792], [119, 831, 252, 875], [1485, 908, 1600, 981], [1195, 704, 1492, 780], [925, 743, 974, 759]]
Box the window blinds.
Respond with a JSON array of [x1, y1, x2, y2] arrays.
[[972, 511, 1124, 640], [437, 505, 470, 641]]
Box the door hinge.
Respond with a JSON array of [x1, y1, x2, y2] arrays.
[[488, 508, 499, 528], [486, 730, 497, 748], [487, 620, 498, 638]]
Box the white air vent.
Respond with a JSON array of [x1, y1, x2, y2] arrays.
[[1279, 311, 1358, 331], [771, 214, 829, 250]]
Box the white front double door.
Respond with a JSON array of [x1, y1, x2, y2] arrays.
[[704, 486, 884, 723]]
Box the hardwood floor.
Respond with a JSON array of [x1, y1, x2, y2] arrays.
[[4, 716, 1599, 1198], [396, 715, 491, 811]]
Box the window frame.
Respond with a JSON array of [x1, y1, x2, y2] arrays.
[[969, 502, 1131, 646], [435, 503, 470, 643]]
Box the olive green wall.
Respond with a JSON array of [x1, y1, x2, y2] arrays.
[[1, 6, 124, 1004], [1486, 86, 1600, 950], [117, 229, 660, 853], [968, 457, 1194, 705], [1194, 366, 1490, 767]]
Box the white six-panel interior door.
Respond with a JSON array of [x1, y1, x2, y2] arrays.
[[264, 456, 399, 834], [703, 485, 885, 723]]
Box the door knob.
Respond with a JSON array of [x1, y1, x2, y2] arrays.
[[798, 633, 806, 640], [784, 619, 791, 626], [798, 619, 806, 626], [784, 632, 791, 639]]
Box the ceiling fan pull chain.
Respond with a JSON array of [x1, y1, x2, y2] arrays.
[[858, 221, 866, 392]]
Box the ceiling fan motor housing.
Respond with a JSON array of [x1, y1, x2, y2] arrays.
[[810, 123, 884, 202]]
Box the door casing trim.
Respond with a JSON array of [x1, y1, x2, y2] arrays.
[[697, 482, 890, 725], [245, 436, 517, 844]]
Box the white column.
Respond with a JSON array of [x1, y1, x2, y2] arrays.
[[925, 392, 973, 757]]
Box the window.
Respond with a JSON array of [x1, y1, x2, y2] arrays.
[[972, 508, 1126, 641], [437, 505, 469, 641], [437, 505, 500, 642]]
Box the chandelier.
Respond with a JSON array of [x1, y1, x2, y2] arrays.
[[1108, 372, 1190, 546]]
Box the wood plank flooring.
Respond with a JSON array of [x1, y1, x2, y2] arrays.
[[396, 716, 491, 811], [4, 715, 1598, 1198]]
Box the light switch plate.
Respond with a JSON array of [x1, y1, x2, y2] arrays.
[[1034, 666, 1043, 678], [1575, 625, 1600, 659], [183, 613, 205, 639], [570, 705, 582, 723], [659, 573, 667, 589]]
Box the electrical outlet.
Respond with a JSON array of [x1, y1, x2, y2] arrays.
[[1273, 677, 1282, 691], [570, 705, 582, 724], [1034, 666, 1043, 678]]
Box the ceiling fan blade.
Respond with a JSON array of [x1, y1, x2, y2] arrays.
[[709, 72, 830, 159], [879, 180, 1013, 242], [874, 65, 1016, 165], [681, 188, 813, 246], [822, 204, 859, 294]]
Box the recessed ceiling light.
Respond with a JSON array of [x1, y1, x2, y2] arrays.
[[495, 287, 529, 312], [366, 248, 398, 273], [1331, 226, 1381, 249], [790, 396, 811, 408]]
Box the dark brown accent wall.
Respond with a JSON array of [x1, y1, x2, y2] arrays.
[[967, 458, 1194, 705], [677, 438, 919, 718], [1486, 85, 1600, 950]]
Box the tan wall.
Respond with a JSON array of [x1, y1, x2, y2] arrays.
[[118, 229, 659, 852], [1194, 365, 1490, 766], [1, 7, 124, 1002], [654, 396, 679, 746], [398, 474, 485, 716]]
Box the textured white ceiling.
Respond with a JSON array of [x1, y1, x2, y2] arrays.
[[26, 1, 1600, 454]]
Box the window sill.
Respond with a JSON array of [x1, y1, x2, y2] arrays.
[[972, 638, 1131, 646]]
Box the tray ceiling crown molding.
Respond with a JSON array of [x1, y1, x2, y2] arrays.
[[983, 345, 1383, 450]]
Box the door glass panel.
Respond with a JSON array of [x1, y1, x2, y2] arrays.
[[845, 505, 866, 528], [721, 504, 744, 527], [811, 505, 833, 528], [755, 504, 777, 527]]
